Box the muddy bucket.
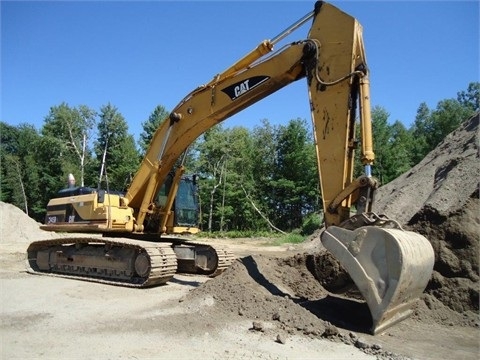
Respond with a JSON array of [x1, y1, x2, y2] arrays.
[[321, 225, 435, 334]]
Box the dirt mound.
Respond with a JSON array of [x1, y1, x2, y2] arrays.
[[187, 114, 479, 337], [0, 201, 99, 250], [374, 113, 479, 224], [375, 113, 479, 315], [187, 255, 328, 333], [0, 201, 58, 245], [184, 254, 399, 358]]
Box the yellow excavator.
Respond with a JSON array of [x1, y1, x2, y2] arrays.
[[26, 1, 435, 334]]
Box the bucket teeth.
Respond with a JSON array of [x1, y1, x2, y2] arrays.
[[321, 225, 435, 334]]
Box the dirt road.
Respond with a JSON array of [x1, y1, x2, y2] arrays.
[[1, 242, 376, 360], [1, 237, 478, 360]]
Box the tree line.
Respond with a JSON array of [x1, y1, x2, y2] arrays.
[[1, 82, 478, 234]]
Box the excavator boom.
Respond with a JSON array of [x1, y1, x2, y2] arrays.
[[27, 1, 434, 334]]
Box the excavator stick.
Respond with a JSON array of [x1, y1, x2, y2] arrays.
[[305, 2, 436, 334], [321, 225, 434, 334]]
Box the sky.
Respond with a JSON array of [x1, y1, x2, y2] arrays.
[[2, 0, 479, 143]]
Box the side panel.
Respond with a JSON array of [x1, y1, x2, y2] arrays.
[[41, 192, 135, 232]]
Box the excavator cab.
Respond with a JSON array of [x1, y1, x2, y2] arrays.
[[155, 173, 200, 234]]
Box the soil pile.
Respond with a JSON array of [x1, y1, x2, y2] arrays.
[[375, 113, 479, 315], [0, 202, 58, 244], [184, 254, 395, 357], [186, 113, 479, 335], [0, 201, 94, 247]]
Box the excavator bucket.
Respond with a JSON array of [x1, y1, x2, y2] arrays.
[[321, 225, 434, 334]]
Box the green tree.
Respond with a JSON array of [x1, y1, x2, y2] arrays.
[[388, 120, 414, 179], [269, 118, 319, 231], [1, 153, 28, 212], [94, 103, 139, 191], [457, 82, 479, 113], [250, 119, 276, 210], [409, 83, 478, 165], [34, 135, 67, 215], [410, 102, 431, 165], [42, 102, 96, 186], [195, 125, 229, 232], [426, 99, 473, 150], [195, 121, 293, 233], [217, 126, 257, 231], [0, 122, 48, 220], [370, 106, 392, 185], [248, 119, 279, 231], [355, 107, 413, 186], [139, 105, 169, 155]]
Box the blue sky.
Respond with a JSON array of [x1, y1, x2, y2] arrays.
[[2, 1, 479, 142]]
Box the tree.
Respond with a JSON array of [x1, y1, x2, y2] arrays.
[[35, 135, 69, 213], [426, 99, 473, 150], [195, 124, 265, 232], [0, 122, 45, 219], [354, 107, 414, 186], [410, 102, 431, 165], [139, 105, 169, 155], [245, 119, 279, 231], [388, 120, 414, 179], [42, 103, 96, 186], [94, 103, 139, 191], [409, 83, 478, 166], [269, 118, 319, 231], [370, 106, 391, 184], [218, 126, 257, 231], [457, 82, 479, 113], [1, 154, 27, 213], [195, 125, 229, 232]]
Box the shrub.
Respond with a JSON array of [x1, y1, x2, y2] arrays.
[[301, 212, 323, 235]]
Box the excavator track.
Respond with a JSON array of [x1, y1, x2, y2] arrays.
[[210, 247, 236, 277], [26, 237, 178, 288], [144, 236, 236, 277]]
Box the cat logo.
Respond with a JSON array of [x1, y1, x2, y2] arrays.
[[221, 76, 270, 100], [235, 79, 251, 97]]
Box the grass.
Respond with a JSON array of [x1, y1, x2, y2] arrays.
[[196, 230, 306, 246], [271, 233, 305, 245], [196, 230, 282, 239]]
